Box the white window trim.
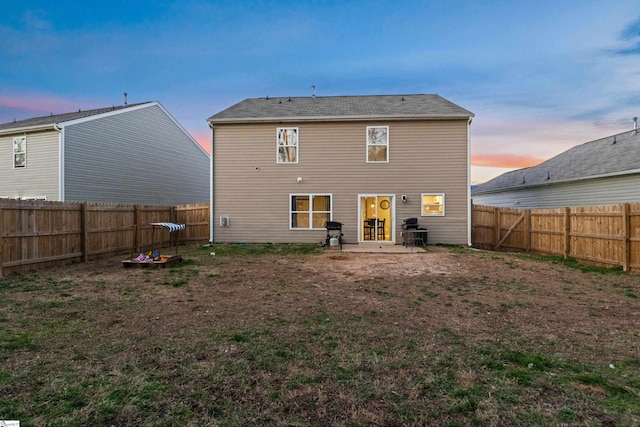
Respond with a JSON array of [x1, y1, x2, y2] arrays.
[[366, 125, 389, 163], [289, 193, 332, 230], [276, 127, 299, 164], [421, 193, 445, 216], [13, 135, 27, 168]]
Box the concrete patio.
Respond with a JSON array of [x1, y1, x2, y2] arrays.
[[339, 244, 426, 253]]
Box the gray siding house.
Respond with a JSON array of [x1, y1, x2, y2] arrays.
[[472, 127, 640, 208], [207, 94, 474, 245], [0, 102, 210, 205]]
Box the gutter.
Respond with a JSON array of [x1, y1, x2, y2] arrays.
[[0, 123, 62, 135], [56, 125, 64, 201], [467, 117, 473, 247], [208, 114, 474, 125], [209, 122, 215, 243]]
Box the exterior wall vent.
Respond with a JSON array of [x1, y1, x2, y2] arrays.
[[220, 215, 230, 227]]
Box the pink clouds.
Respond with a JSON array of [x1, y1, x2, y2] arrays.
[[472, 153, 544, 169], [468, 113, 626, 183], [189, 129, 211, 154], [0, 94, 89, 117], [470, 114, 624, 171]]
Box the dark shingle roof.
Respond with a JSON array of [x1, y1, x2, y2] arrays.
[[473, 129, 640, 194], [0, 102, 150, 132], [208, 94, 474, 123]]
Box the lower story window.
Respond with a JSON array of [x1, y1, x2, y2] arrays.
[[290, 194, 331, 229], [421, 193, 445, 216]]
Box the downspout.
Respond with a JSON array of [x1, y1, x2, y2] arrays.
[[467, 117, 473, 247], [54, 124, 64, 201], [209, 121, 215, 243]]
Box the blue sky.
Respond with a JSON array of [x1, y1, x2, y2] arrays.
[[1, 0, 639, 183]]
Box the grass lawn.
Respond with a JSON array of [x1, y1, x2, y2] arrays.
[[0, 244, 639, 426]]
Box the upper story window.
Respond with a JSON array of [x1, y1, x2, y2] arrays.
[[277, 127, 298, 164], [366, 126, 389, 163], [422, 193, 445, 216], [290, 194, 331, 229], [13, 136, 26, 168]]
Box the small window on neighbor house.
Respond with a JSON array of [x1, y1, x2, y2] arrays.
[[366, 126, 389, 162], [422, 193, 445, 216], [13, 136, 26, 168], [290, 194, 331, 229], [277, 127, 298, 163]]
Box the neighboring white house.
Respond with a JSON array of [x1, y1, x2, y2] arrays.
[[0, 101, 210, 205], [207, 94, 474, 245], [472, 125, 640, 208]]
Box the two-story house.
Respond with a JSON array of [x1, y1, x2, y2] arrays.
[[207, 94, 474, 245], [0, 101, 210, 205]]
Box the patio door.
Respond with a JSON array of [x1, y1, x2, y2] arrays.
[[359, 195, 394, 243]]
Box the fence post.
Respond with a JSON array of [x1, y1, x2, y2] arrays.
[[622, 203, 630, 272], [563, 207, 571, 259], [170, 206, 177, 248], [134, 205, 140, 254], [81, 202, 88, 263], [494, 207, 500, 249], [525, 209, 531, 252]]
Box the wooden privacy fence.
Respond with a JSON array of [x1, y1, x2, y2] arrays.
[[0, 199, 210, 277], [472, 203, 640, 272]]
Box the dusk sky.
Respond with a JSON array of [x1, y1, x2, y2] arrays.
[[2, 1, 639, 184]]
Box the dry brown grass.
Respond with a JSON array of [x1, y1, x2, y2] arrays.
[[0, 244, 639, 426]]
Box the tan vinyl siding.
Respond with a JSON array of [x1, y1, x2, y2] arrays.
[[213, 119, 469, 244], [0, 130, 60, 200]]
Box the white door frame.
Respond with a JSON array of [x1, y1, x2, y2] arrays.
[[357, 194, 396, 243]]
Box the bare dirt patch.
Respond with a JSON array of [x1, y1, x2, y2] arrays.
[[54, 245, 640, 364], [2, 245, 639, 425]]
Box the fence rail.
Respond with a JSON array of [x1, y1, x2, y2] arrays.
[[472, 203, 640, 272], [0, 199, 209, 277]]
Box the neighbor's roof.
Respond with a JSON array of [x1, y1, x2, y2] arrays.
[[0, 102, 151, 133], [208, 94, 474, 123], [473, 129, 640, 194]]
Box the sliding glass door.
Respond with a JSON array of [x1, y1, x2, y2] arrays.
[[359, 195, 394, 243]]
